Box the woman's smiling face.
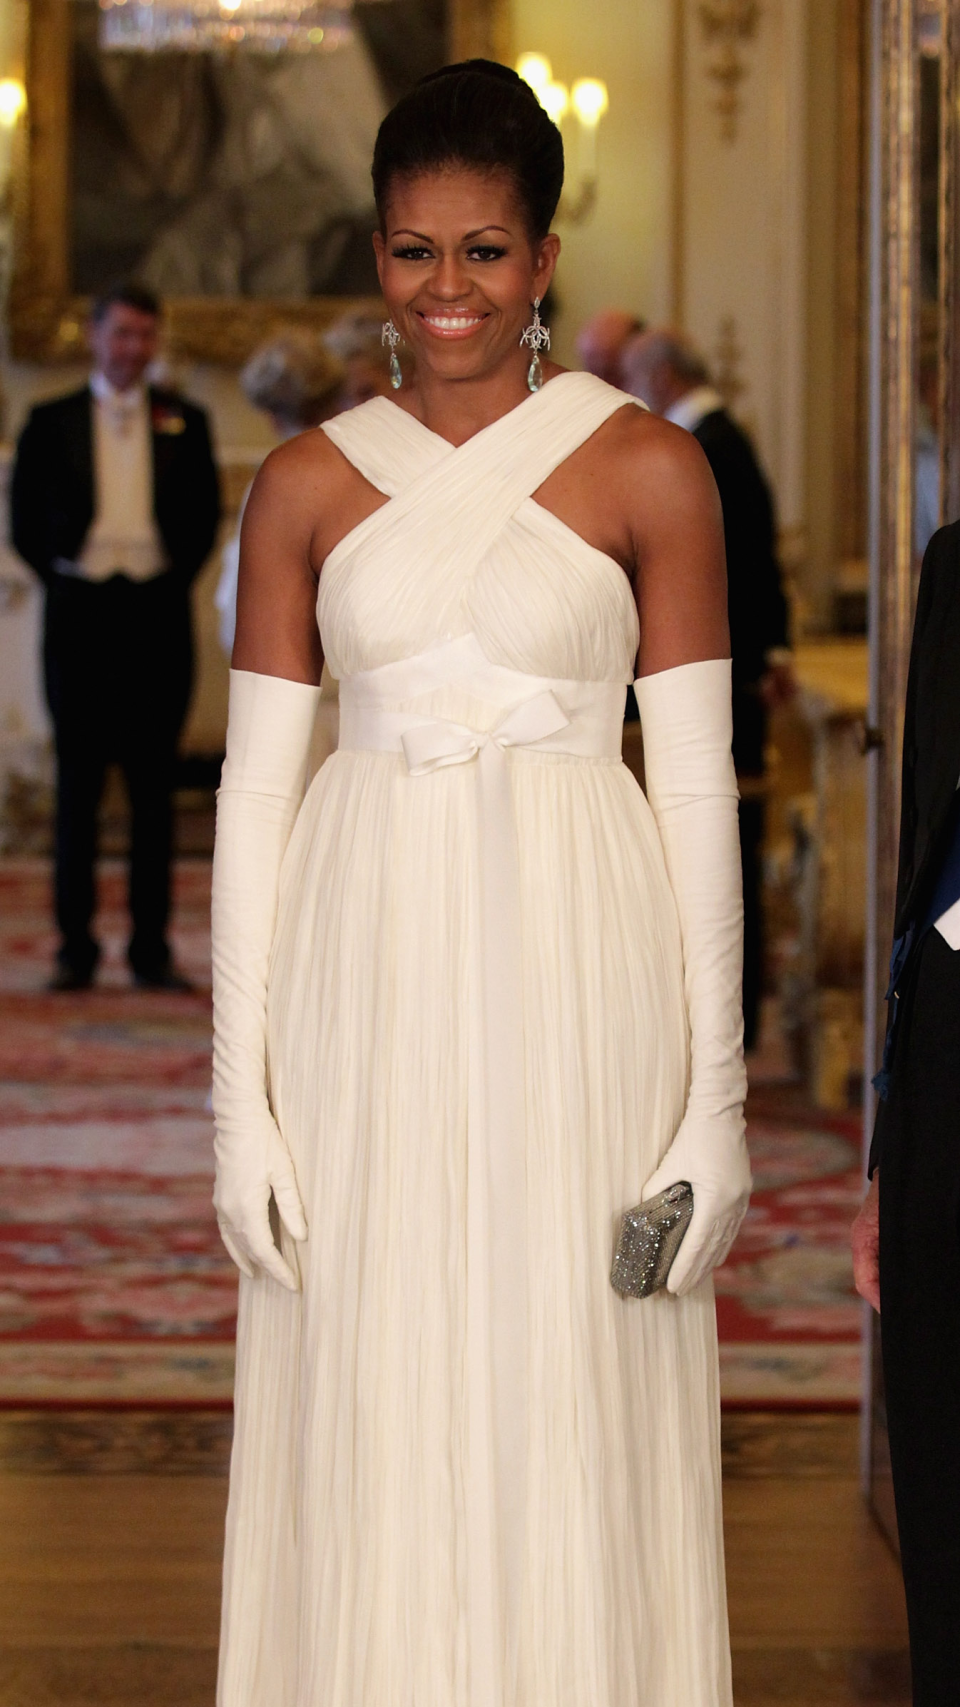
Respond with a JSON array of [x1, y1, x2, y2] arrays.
[[373, 166, 559, 388]]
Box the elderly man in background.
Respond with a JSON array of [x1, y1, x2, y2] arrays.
[[575, 308, 645, 387], [622, 327, 792, 1050], [11, 282, 220, 992]]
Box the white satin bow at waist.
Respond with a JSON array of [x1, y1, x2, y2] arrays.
[[338, 630, 626, 765], [336, 633, 628, 1707]]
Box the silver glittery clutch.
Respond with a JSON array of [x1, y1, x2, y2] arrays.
[[610, 1182, 694, 1298]]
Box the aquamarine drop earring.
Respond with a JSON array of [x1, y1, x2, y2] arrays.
[[519, 297, 551, 392], [381, 319, 403, 389]]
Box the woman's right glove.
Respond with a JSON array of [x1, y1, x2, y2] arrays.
[[634, 658, 751, 1294], [212, 668, 320, 1290]]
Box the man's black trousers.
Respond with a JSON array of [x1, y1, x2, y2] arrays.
[[43, 572, 193, 979], [738, 795, 764, 1052], [878, 927, 960, 1707]]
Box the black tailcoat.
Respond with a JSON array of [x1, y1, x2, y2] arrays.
[[692, 407, 789, 776], [871, 518, 960, 1172], [691, 405, 789, 1048], [871, 520, 960, 1707], [10, 383, 219, 588], [885, 519, 960, 943]]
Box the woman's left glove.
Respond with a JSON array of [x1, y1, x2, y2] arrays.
[[640, 1109, 751, 1296], [212, 668, 321, 1291], [213, 1107, 308, 1289], [635, 658, 751, 1295]]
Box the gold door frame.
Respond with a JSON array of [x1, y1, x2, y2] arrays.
[[864, 0, 957, 1539], [9, 0, 511, 365]]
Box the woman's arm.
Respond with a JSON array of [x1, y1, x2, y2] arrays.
[[621, 416, 750, 1293], [212, 431, 349, 1285], [232, 425, 383, 680], [627, 413, 730, 674]]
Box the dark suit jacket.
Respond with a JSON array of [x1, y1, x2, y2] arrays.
[[871, 520, 960, 1172], [886, 521, 960, 939], [693, 408, 790, 775], [10, 384, 220, 588]]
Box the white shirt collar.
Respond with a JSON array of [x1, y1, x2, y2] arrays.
[[90, 371, 148, 409], [664, 385, 725, 433]]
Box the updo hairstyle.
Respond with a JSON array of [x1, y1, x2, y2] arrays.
[[239, 330, 343, 429], [372, 59, 565, 242]]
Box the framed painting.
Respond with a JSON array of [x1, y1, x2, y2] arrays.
[[10, 0, 510, 362]]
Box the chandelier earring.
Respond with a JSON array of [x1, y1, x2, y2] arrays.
[[381, 319, 403, 390], [519, 297, 551, 393]]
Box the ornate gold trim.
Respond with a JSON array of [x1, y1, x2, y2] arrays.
[[869, 0, 918, 1031], [864, 0, 921, 1544], [834, 0, 869, 566], [713, 314, 746, 409], [11, 0, 502, 365], [696, 0, 762, 144]]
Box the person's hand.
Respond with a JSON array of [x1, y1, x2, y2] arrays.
[[759, 659, 797, 709], [851, 1171, 880, 1312], [214, 1111, 307, 1291], [642, 1113, 752, 1295]]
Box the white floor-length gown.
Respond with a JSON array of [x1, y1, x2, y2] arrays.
[[217, 371, 731, 1707]]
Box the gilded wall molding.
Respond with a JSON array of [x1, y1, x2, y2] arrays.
[[697, 0, 762, 144], [713, 314, 746, 409]]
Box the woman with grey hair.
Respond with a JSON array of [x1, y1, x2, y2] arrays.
[[216, 332, 343, 654], [240, 329, 344, 439], [323, 310, 396, 411]]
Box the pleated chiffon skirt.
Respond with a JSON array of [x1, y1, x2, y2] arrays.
[[217, 744, 731, 1707]]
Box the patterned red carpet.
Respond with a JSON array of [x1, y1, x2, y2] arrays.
[[0, 859, 861, 1407], [715, 1103, 862, 1405]]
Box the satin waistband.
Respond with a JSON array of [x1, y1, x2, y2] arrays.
[[337, 632, 627, 764]]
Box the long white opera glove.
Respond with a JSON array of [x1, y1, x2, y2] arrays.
[[634, 658, 751, 1295], [212, 668, 320, 1290]]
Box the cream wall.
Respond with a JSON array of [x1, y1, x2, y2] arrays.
[[803, 0, 842, 633], [510, 0, 678, 364], [679, 0, 808, 537]]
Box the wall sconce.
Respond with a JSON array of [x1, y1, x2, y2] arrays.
[[516, 53, 608, 224], [0, 79, 26, 130], [0, 78, 26, 199]]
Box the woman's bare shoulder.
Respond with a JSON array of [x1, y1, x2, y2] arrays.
[[245, 427, 353, 520], [606, 402, 717, 493], [597, 405, 728, 666], [241, 426, 378, 574], [601, 404, 723, 551]]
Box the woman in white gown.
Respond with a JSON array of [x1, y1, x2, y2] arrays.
[[212, 60, 750, 1707]]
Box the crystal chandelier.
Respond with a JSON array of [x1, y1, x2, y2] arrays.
[[98, 0, 381, 54]]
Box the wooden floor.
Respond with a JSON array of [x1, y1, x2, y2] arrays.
[[0, 1411, 908, 1706]]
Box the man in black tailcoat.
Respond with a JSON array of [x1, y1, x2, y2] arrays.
[[11, 282, 220, 989], [620, 328, 792, 1049], [852, 520, 960, 1707]]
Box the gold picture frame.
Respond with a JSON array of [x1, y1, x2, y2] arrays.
[[862, 0, 960, 1547], [10, 0, 511, 364]]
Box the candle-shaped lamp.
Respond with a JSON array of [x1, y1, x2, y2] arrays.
[[571, 77, 608, 180]]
